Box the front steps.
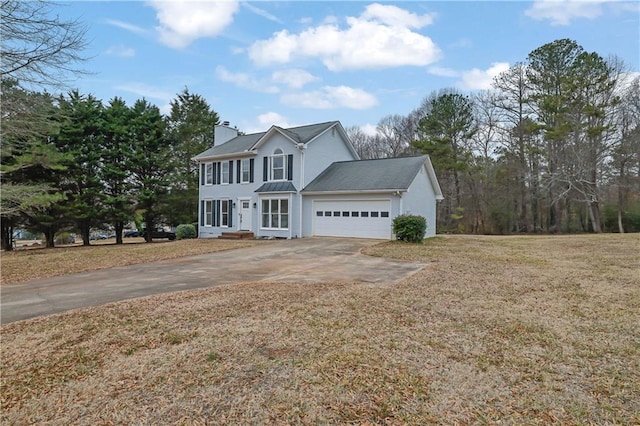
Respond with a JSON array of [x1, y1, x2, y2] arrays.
[[218, 231, 255, 240]]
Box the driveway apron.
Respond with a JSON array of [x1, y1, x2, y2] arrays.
[[1, 238, 425, 323]]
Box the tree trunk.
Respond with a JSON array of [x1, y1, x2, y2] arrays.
[[79, 221, 90, 246], [590, 200, 602, 233], [115, 221, 124, 245], [44, 228, 55, 248], [1, 222, 14, 251]]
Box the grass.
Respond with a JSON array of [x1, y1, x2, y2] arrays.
[[0, 238, 262, 285], [1, 234, 639, 424]]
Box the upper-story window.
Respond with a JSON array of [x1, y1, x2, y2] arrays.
[[205, 163, 213, 185], [241, 158, 250, 183], [221, 161, 230, 184], [271, 148, 285, 181]]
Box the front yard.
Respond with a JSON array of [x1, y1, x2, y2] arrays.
[[1, 234, 638, 424]]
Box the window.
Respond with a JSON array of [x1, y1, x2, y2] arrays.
[[221, 200, 229, 227], [221, 162, 229, 184], [205, 163, 213, 185], [333, 211, 340, 217], [316, 211, 323, 217], [324, 211, 331, 216], [201, 200, 214, 226], [371, 211, 379, 217], [342, 211, 349, 217], [241, 159, 250, 183], [242, 200, 250, 209], [381, 211, 389, 218], [361, 211, 369, 217], [352, 211, 359, 217], [261, 198, 289, 229], [271, 148, 285, 181]]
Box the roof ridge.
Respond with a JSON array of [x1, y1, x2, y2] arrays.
[[329, 155, 427, 165]]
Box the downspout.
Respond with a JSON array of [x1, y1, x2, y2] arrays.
[[298, 144, 305, 238]]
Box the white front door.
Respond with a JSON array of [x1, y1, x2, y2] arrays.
[[239, 199, 252, 231]]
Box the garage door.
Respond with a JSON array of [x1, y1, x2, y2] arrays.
[[313, 200, 392, 239]]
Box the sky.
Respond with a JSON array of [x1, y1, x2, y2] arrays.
[[55, 0, 640, 135]]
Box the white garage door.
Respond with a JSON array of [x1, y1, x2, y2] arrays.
[[313, 200, 392, 239]]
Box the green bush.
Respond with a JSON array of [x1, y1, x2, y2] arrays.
[[54, 232, 75, 245], [393, 214, 427, 243], [176, 224, 197, 240]]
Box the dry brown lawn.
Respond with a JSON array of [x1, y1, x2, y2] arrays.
[[1, 234, 639, 424], [0, 238, 262, 285]]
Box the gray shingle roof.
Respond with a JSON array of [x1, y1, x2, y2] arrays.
[[302, 156, 429, 193], [255, 182, 297, 193], [194, 133, 264, 159], [194, 121, 339, 160]]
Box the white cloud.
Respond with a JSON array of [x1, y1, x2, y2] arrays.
[[215, 66, 279, 94], [105, 19, 149, 35], [114, 83, 174, 101], [257, 112, 292, 128], [361, 3, 435, 28], [105, 45, 135, 57], [248, 3, 440, 71], [525, 0, 605, 26], [458, 62, 510, 90], [427, 66, 460, 78], [360, 123, 378, 136], [281, 86, 378, 110], [271, 69, 319, 89], [241, 2, 282, 23], [147, 0, 240, 48]]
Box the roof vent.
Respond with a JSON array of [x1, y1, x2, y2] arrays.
[[222, 120, 230, 126]]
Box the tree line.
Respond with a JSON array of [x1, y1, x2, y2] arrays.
[[347, 39, 640, 234], [1, 84, 219, 250]]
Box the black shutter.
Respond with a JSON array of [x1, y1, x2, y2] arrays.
[[200, 200, 204, 226], [287, 154, 293, 181], [200, 164, 205, 185], [229, 160, 234, 184], [263, 157, 268, 181], [249, 159, 255, 183], [236, 160, 241, 183], [228, 201, 233, 227], [216, 162, 221, 185], [215, 200, 220, 227], [212, 163, 217, 185]]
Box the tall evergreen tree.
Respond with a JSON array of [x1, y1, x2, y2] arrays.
[[101, 97, 134, 245], [129, 99, 171, 242], [55, 90, 106, 245], [164, 88, 219, 225]]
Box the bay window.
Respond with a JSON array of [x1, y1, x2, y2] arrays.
[[261, 198, 289, 230]]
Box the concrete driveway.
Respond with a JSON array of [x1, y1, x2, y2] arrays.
[[1, 238, 425, 324]]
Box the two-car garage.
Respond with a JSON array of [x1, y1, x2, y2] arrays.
[[311, 199, 392, 239]]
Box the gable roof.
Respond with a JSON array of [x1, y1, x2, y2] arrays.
[[302, 155, 443, 198], [194, 121, 348, 160]]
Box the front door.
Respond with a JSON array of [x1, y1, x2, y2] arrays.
[[239, 199, 252, 231]]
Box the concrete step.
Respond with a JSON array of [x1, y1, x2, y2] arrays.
[[219, 231, 255, 240]]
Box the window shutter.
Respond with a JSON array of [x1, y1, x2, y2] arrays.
[[263, 157, 268, 181], [212, 163, 217, 185], [229, 202, 233, 227], [236, 160, 241, 183], [215, 200, 220, 227], [216, 162, 221, 185], [200, 164, 205, 185], [229, 160, 234, 184], [249, 159, 255, 183], [287, 154, 293, 181], [200, 200, 204, 226]]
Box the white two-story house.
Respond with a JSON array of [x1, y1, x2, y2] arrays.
[[195, 121, 443, 240]]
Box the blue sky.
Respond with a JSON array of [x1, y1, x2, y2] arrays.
[[57, 1, 639, 134]]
